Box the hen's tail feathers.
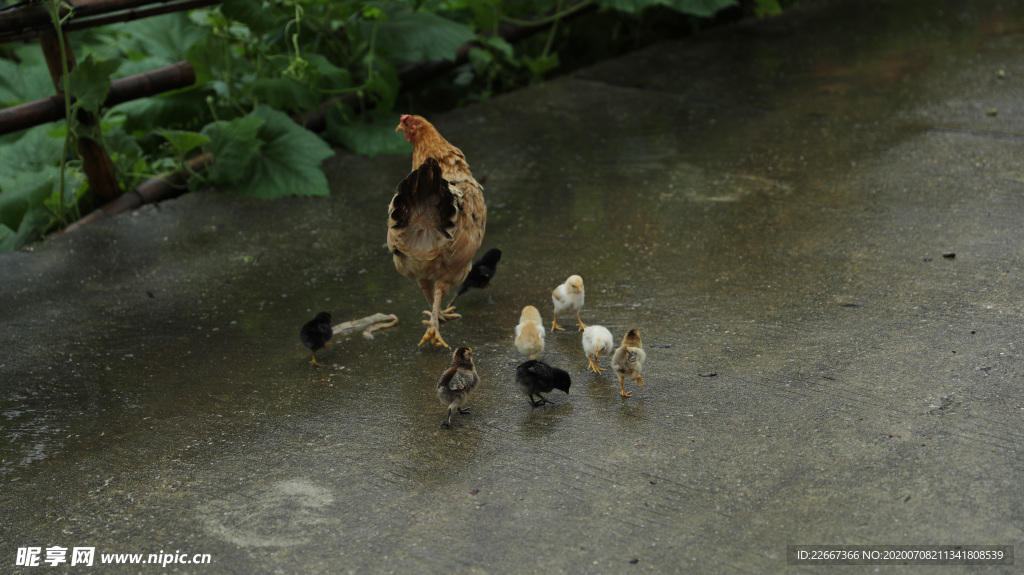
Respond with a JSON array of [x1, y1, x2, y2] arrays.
[[388, 158, 458, 258]]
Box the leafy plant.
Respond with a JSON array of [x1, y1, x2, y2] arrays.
[[0, 0, 761, 253]]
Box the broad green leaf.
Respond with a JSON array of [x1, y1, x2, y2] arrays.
[[0, 205, 50, 254], [306, 54, 352, 92], [0, 125, 63, 183], [160, 130, 210, 156], [251, 77, 320, 112], [371, 9, 477, 64], [482, 36, 515, 61], [200, 115, 265, 185], [103, 125, 144, 166], [753, 0, 781, 17], [468, 47, 493, 75], [220, 0, 280, 34], [596, 0, 736, 17], [68, 55, 123, 113], [0, 51, 54, 107], [0, 178, 53, 232], [523, 53, 560, 76], [111, 13, 208, 65], [325, 108, 412, 157], [113, 87, 214, 132], [217, 107, 333, 198]]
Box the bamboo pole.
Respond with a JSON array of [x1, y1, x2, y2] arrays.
[[0, 0, 219, 43], [0, 61, 195, 136]]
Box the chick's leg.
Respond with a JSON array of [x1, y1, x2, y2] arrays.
[[440, 407, 453, 428], [310, 352, 322, 367], [576, 311, 587, 332], [618, 375, 632, 398], [551, 315, 564, 332], [592, 350, 607, 373], [635, 375, 644, 387]]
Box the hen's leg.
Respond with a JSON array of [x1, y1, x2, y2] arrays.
[[418, 283, 451, 348]]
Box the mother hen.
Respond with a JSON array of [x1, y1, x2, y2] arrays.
[[388, 115, 486, 349]]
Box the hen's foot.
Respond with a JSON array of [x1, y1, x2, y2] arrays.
[[418, 326, 450, 349], [422, 307, 461, 323]]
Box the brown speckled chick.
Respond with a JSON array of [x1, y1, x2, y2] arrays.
[[611, 329, 646, 398], [436, 346, 480, 428]]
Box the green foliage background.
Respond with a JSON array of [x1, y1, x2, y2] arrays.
[[0, 0, 779, 253]]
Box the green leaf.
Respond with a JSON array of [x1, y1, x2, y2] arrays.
[[306, 54, 353, 92], [0, 178, 53, 232], [103, 125, 144, 166], [220, 0, 280, 34], [752, 0, 781, 17], [0, 205, 51, 254], [251, 77, 320, 112], [160, 130, 210, 156], [0, 48, 54, 107], [0, 124, 63, 182], [216, 107, 333, 198], [325, 108, 412, 157], [468, 47, 493, 75], [371, 9, 477, 64], [68, 55, 123, 113], [113, 86, 214, 132], [596, 0, 736, 17], [111, 13, 207, 65], [523, 53, 560, 76], [200, 115, 265, 185]]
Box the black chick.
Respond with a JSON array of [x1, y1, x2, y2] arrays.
[[437, 346, 480, 428], [448, 248, 502, 306], [300, 312, 333, 366], [515, 359, 571, 407]]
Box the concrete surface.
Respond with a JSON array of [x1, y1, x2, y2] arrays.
[[2, 0, 1024, 572]]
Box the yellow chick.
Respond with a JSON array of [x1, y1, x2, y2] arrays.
[[582, 325, 614, 374], [611, 328, 645, 398], [551, 275, 586, 332], [514, 305, 545, 360]]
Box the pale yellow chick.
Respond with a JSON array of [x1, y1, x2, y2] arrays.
[[582, 325, 614, 374], [611, 328, 645, 398], [551, 275, 586, 332], [515, 305, 545, 360]]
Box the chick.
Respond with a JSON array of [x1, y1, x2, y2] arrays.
[[551, 275, 586, 332], [448, 248, 502, 307], [514, 305, 545, 360], [515, 359, 571, 407], [582, 325, 614, 374], [299, 312, 332, 366], [611, 328, 646, 398], [436, 346, 480, 428]]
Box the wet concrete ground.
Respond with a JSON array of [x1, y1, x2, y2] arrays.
[[3, 0, 1024, 572]]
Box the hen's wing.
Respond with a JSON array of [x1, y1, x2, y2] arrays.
[[388, 157, 457, 263]]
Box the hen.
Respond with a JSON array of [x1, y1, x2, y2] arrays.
[[389, 115, 486, 349]]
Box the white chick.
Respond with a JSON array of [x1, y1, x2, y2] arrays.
[[582, 325, 614, 374], [514, 305, 545, 360], [551, 275, 586, 332], [611, 328, 645, 398]]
